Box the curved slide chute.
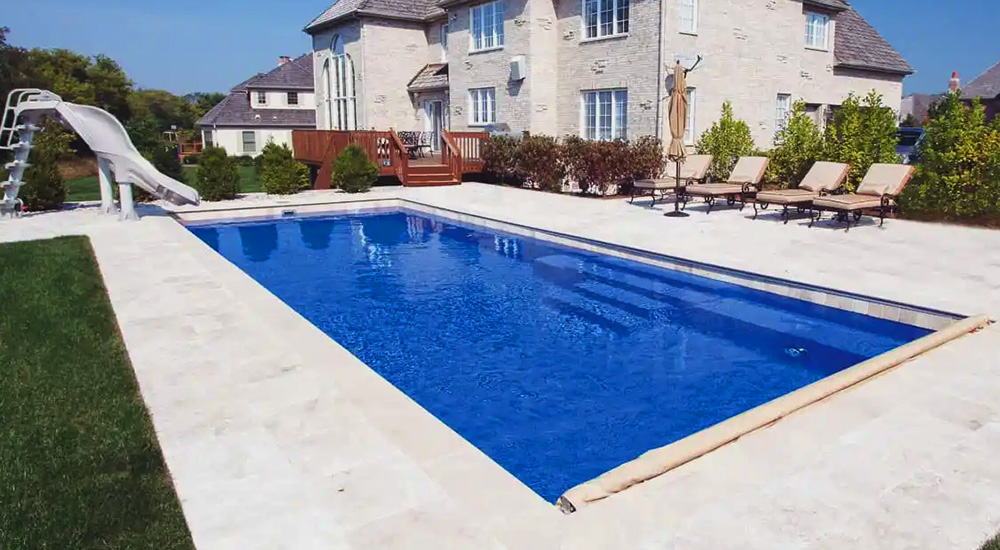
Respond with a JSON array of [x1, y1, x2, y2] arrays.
[[1, 89, 200, 219]]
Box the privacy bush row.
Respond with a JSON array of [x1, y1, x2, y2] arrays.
[[899, 92, 1000, 221], [482, 134, 664, 196]]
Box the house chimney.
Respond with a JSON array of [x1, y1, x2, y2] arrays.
[[949, 71, 961, 92], [279, 56, 291, 66]]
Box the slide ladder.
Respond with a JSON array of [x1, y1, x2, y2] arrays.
[[1, 88, 200, 220]]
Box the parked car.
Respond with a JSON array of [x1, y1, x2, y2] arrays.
[[895, 127, 925, 164]]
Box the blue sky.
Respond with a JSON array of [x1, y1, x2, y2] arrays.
[[4, 0, 997, 96]]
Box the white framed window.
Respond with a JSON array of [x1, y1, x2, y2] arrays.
[[202, 129, 214, 148], [582, 89, 627, 140], [583, 0, 629, 40], [470, 1, 505, 52], [323, 44, 357, 130], [805, 12, 830, 50], [241, 131, 257, 153], [679, 0, 698, 34], [776, 93, 792, 130], [684, 87, 696, 145], [255, 90, 267, 105], [469, 87, 496, 125], [287, 92, 299, 106], [441, 23, 449, 61]]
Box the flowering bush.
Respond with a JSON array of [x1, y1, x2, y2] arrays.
[[515, 134, 565, 192], [482, 134, 520, 185]]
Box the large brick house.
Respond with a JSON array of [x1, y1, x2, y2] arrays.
[[303, 0, 911, 148]]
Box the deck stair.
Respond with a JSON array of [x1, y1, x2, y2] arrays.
[[405, 163, 459, 186]]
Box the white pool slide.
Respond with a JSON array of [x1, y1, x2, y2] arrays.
[[1, 89, 200, 219]]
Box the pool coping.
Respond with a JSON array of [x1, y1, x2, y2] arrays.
[[171, 198, 992, 513]]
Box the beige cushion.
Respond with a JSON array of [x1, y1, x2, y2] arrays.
[[663, 154, 713, 181], [756, 188, 818, 204], [686, 183, 745, 196], [812, 194, 885, 210], [633, 179, 677, 189], [799, 162, 850, 192], [728, 156, 769, 184], [856, 163, 915, 196]]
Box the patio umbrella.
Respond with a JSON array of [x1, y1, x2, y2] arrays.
[[665, 62, 690, 218]]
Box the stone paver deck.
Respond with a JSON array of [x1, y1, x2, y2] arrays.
[[3, 183, 999, 549]]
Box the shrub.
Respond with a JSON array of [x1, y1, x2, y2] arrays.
[[625, 136, 665, 181], [823, 91, 900, 191], [515, 134, 565, 192], [332, 143, 378, 193], [899, 92, 1000, 220], [482, 134, 520, 185], [563, 135, 628, 195], [259, 142, 310, 195], [182, 155, 199, 165], [695, 101, 756, 181], [234, 155, 256, 167], [767, 100, 824, 187], [21, 119, 72, 211], [151, 143, 184, 182], [195, 146, 240, 201]]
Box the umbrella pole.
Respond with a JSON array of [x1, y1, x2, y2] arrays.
[[664, 158, 690, 218]]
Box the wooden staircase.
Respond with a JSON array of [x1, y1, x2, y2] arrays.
[[405, 163, 460, 186]]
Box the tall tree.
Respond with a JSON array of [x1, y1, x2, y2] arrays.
[[87, 55, 133, 120]]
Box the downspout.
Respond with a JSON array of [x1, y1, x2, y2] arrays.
[[654, 0, 666, 140], [356, 14, 367, 129]]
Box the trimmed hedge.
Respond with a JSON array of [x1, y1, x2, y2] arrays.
[[195, 146, 240, 201], [332, 144, 378, 193]]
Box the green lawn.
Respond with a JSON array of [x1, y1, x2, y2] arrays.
[[0, 237, 193, 549], [65, 165, 261, 202]]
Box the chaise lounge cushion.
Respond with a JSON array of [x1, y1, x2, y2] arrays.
[[756, 188, 821, 204], [686, 183, 744, 196], [727, 156, 769, 184], [634, 155, 713, 189], [855, 163, 915, 196], [811, 194, 886, 210], [798, 162, 850, 192]]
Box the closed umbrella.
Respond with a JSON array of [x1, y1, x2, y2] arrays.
[[665, 62, 690, 218]]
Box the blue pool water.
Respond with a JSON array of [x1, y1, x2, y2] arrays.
[[189, 211, 930, 502]]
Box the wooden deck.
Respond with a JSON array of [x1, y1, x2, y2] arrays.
[[292, 130, 486, 188]]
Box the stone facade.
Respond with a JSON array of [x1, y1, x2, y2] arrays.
[[308, 0, 907, 148]]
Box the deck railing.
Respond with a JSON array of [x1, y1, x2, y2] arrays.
[[292, 130, 409, 187], [447, 131, 488, 171], [441, 130, 463, 183]]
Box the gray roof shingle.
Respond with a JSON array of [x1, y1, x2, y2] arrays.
[[408, 63, 449, 92], [197, 54, 316, 128], [305, 0, 444, 32], [962, 61, 1000, 100], [833, 8, 913, 75], [245, 53, 314, 90]]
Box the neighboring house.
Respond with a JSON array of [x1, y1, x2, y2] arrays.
[[962, 61, 1000, 122], [304, 0, 911, 148], [198, 54, 316, 157], [900, 93, 942, 125]]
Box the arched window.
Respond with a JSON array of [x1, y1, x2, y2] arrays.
[[324, 34, 356, 130]]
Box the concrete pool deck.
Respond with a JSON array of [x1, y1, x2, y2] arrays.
[[3, 182, 1000, 549]]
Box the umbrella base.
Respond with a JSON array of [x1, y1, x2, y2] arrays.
[[664, 210, 690, 218]]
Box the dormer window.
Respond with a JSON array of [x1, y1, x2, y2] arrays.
[[805, 12, 830, 50], [255, 91, 267, 105]]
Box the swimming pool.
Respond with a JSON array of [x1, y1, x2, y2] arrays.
[[189, 210, 931, 502]]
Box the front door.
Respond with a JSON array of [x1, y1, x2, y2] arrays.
[[425, 100, 445, 151]]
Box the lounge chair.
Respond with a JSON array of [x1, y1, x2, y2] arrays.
[[809, 163, 916, 231], [683, 156, 770, 213], [630, 154, 712, 205], [753, 161, 850, 223]]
